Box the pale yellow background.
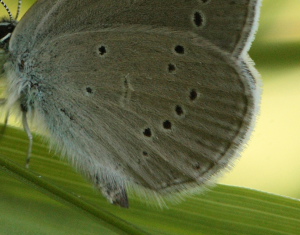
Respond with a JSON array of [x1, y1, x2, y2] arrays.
[[220, 0, 300, 199]]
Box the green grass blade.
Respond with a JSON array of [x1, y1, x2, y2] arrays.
[[0, 125, 299, 235]]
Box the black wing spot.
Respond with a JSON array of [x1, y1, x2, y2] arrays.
[[175, 105, 184, 116], [193, 12, 204, 27], [163, 120, 172, 130], [168, 64, 176, 73], [189, 89, 198, 101], [84, 86, 95, 96], [98, 45, 107, 56], [174, 45, 185, 54], [86, 87, 93, 94], [143, 128, 152, 137]]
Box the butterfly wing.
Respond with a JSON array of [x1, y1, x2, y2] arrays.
[[6, 0, 260, 206], [13, 27, 257, 197], [11, 0, 260, 57]]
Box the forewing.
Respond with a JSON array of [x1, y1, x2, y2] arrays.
[[11, 0, 260, 57]]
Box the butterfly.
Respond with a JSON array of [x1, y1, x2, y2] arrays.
[[0, 0, 261, 207]]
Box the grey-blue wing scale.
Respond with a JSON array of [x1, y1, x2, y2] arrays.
[[15, 28, 257, 200]]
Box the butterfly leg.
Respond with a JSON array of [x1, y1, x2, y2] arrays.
[[21, 107, 33, 168]]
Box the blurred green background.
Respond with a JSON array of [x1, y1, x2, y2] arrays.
[[1, 0, 300, 201], [221, 0, 300, 199]]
